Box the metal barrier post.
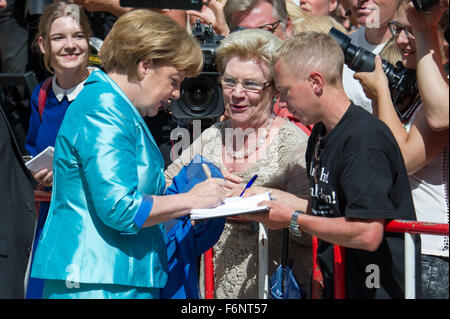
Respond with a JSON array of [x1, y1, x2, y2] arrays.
[[404, 232, 416, 299], [258, 223, 269, 299]]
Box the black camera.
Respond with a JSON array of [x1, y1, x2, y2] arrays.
[[171, 21, 225, 120], [412, 0, 439, 11], [329, 27, 417, 106]]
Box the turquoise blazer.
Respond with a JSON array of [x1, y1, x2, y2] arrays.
[[31, 69, 168, 289]]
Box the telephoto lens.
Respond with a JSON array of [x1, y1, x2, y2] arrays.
[[328, 27, 418, 106], [329, 27, 377, 72], [171, 21, 225, 120]]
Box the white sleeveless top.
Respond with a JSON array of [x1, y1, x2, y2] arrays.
[[406, 105, 449, 257]]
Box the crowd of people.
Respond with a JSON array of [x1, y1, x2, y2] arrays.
[[0, 0, 448, 299]]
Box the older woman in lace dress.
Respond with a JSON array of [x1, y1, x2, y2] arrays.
[[164, 29, 311, 298]]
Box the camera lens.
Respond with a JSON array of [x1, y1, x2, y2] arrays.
[[328, 27, 418, 107], [184, 80, 213, 112], [171, 74, 224, 119], [329, 27, 375, 72]]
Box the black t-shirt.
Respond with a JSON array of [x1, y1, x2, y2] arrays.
[[306, 103, 421, 299]]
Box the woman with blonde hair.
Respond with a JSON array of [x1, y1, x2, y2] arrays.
[[292, 13, 347, 34], [165, 28, 311, 298], [286, 0, 307, 21], [25, 1, 93, 299], [29, 9, 226, 299]]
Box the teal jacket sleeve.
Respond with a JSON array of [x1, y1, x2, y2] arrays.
[[72, 93, 150, 234]]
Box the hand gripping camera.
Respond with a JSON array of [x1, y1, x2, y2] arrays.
[[329, 27, 418, 107]]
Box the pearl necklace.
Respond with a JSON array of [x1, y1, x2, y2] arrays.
[[224, 114, 275, 159]]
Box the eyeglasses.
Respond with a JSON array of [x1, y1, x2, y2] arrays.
[[220, 74, 272, 93], [256, 20, 282, 33], [388, 21, 415, 40]]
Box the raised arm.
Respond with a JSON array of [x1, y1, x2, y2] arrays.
[[355, 56, 448, 175], [407, 1, 449, 130]]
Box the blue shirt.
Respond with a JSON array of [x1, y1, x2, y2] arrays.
[[25, 82, 70, 156]]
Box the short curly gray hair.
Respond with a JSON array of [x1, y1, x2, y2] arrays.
[[216, 28, 283, 81]]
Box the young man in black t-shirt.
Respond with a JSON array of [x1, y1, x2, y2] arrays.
[[245, 32, 420, 298]]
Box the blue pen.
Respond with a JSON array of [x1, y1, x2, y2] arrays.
[[240, 174, 258, 197]]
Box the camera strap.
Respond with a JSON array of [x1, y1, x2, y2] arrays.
[[396, 96, 421, 124], [38, 76, 53, 122]]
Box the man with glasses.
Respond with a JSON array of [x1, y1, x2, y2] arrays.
[[342, 0, 399, 113], [246, 32, 420, 299], [223, 0, 293, 39]]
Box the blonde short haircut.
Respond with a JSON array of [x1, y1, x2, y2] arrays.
[[216, 28, 283, 80], [274, 31, 344, 87], [99, 10, 203, 80]]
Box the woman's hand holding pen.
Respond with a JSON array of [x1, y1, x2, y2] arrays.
[[187, 177, 227, 209]]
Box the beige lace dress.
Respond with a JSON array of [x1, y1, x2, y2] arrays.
[[164, 117, 312, 298]]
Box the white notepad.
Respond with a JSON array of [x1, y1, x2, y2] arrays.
[[190, 191, 272, 220], [25, 146, 54, 173]]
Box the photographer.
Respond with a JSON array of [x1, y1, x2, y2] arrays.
[[354, 0, 448, 299]]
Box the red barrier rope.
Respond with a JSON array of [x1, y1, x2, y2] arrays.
[[385, 220, 449, 235]]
